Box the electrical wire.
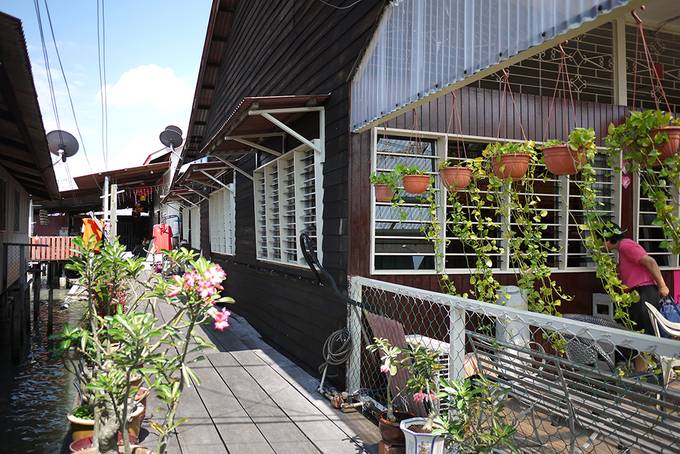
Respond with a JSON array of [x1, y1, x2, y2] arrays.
[[317, 0, 365, 10], [96, 0, 109, 170], [42, 0, 100, 190]]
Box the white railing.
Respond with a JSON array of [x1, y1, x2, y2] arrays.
[[347, 276, 680, 453]]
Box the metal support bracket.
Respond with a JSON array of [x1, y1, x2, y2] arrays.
[[228, 137, 281, 157], [199, 170, 231, 190], [212, 155, 254, 182]]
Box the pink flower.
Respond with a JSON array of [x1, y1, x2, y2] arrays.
[[213, 309, 231, 331], [380, 364, 390, 374], [204, 265, 226, 286], [198, 279, 216, 299], [167, 285, 181, 298], [413, 391, 436, 403], [183, 271, 197, 289]]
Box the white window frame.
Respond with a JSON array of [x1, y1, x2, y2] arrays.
[[253, 141, 324, 268], [370, 127, 622, 275], [209, 184, 236, 256], [190, 204, 201, 251], [633, 173, 680, 269]]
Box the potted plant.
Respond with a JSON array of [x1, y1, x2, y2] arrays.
[[432, 377, 517, 453], [369, 171, 399, 202], [486, 141, 535, 181], [68, 404, 95, 442], [366, 337, 412, 447], [394, 164, 431, 194], [542, 127, 595, 176], [399, 344, 446, 454], [606, 110, 680, 167], [439, 159, 472, 191]]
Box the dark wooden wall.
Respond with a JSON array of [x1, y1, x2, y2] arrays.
[[201, 0, 386, 376], [348, 86, 675, 314]]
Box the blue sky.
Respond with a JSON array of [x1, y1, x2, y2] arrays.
[[0, 0, 211, 189]]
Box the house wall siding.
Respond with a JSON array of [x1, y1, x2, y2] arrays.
[[347, 85, 662, 315], [201, 0, 385, 375]]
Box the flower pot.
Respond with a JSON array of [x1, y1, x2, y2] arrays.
[[492, 153, 531, 181], [440, 166, 472, 191], [652, 125, 680, 161], [127, 403, 146, 440], [67, 413, 95, 442], [400, 417, 445, 454], [542, 144, 586, 176], [69, 435, 140, 454], [402, 175, 430, 194], [378, 411, 413, 446], [374, 184, 395, 202]]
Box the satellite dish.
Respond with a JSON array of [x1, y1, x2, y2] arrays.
[[47, 130, 79, 162], [159, 125, 183, 149]]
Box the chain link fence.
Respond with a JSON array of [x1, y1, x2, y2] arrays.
[[347, 276, 680, 453]]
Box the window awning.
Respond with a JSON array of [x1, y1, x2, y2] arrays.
[[191, 94, 328, 159], [163, 160, 235, 207], [73, 161, 170, 190]]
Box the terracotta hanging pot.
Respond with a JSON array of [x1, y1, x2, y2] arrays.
[[542, 144, 586, 176], [652, 125, 680, 161], [492, 153, 531, 181], [374, 184, 395, 202], [402, 175, 430, 194], [439, 166, 472, 191]]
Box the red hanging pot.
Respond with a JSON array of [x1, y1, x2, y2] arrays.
[[402, 175, 430, 194], [652, 125, 680, 161], [492, 153, 531, 181], [439, 166, 472, 191], [542, 144, 586, 176], [374, 184, 395, 202]]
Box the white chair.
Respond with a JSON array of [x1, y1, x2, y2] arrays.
[[644, 301, 680, 387]]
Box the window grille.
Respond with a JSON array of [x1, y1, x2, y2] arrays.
[[209, 184, 235, 255], [635, 174, 679, 268], [253, 142, 323, 267], [371, 130, 620, 274]]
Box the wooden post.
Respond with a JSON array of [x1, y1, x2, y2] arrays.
[[346, 277, 362, 394], [110, 183, 118, 241], [32, 265, 40, 324], [19, 246, 28, 342], [47, 262, 54, 337]]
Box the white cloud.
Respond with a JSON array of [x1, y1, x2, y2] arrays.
[[102, 64, 193, 112]]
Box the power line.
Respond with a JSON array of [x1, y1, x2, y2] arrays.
[[96, 0, 109, 170], [33, 0, 60, 132], [42, 0, 99, 189], [102, 0, 109, 169]]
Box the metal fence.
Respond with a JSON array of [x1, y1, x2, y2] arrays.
[[347, 276, 680, 453]]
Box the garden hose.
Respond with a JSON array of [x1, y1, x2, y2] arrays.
[[318, 328, 352, 393]]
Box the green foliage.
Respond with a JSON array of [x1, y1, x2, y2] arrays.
[[483, 141, 536, 160], [394, 163, 426, 176], [72, 404, 95, 420], [544, 139, 564, 147], [369, 171, 399, 188], [432, 377, 517, 453], [567, 127, 596, 152], [439, 158, 472, 170], [606, 110, 680, 254], [366, 337, 403, 422]]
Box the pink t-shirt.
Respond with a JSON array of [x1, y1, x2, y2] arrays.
[[617, 238, 655, 290]]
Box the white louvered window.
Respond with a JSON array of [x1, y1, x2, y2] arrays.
[[181, 206, 190, 242], [190, 205, 201, 250], [209, 184, 235, 256], [371, 129, 620, 274], [635, 175, 679, 268], [254, 142, 323, 267]]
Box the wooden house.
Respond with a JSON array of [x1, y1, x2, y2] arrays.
[[167, 0, 680, 379]]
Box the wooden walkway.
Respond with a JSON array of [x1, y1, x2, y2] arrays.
[[142, 308, 380, 454]]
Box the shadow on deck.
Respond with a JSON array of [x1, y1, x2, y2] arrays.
[[141, 308, 380, 454]]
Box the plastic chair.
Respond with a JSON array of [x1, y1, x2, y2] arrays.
[[644, 301, 680, 387]]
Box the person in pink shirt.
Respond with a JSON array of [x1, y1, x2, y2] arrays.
[[601, 225, 669, 335]]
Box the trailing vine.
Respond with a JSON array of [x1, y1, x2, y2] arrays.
[[571, 128, 637, 330], [485, 142, 569, 316], [606, 110, 680, 253]]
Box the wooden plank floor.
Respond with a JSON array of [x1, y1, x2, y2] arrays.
[[141, 307, 379, 454]]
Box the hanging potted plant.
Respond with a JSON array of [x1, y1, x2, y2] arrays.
[[542, 127, 595, 176], [439, 159, 472, 191], [607, 110, 680, 167], [395, 164, 431, 194], [366, 338, 412, 447], [486, 141, 534, 181], [652, 120, 680, 161], [399, 344, 446, 454], [369, 171, 399, 202]]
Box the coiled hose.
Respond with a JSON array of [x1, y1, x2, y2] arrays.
[[318, 328, 352, 392]]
